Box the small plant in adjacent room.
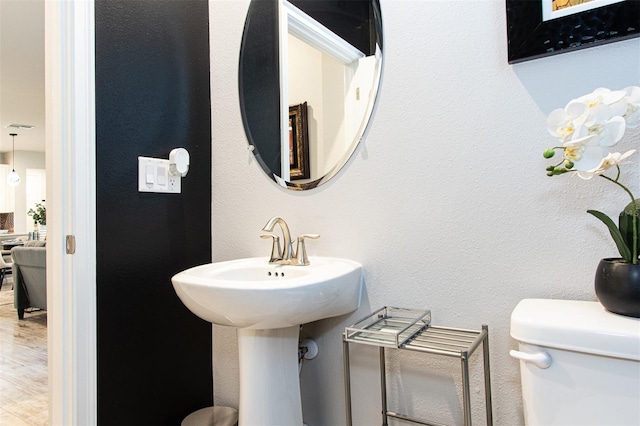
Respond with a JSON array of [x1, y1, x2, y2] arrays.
[[543, 86, 639, 265], [27, 202, 46, 226]]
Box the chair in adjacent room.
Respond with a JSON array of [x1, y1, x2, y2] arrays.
[[0, 253, 12, 291]]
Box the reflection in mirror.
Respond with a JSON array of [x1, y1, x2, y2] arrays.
[[239, 0, 383, 190], [289, 102, 310, 180]]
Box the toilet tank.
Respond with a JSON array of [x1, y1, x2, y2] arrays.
[[510, 299, 640, 426]]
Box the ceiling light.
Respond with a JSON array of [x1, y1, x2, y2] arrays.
[[7, 133, 20, 186]]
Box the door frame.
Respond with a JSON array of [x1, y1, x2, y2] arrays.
[[45, 1, 97, 424]]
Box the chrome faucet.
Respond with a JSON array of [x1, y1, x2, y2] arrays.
[[261, 217, 319, 265]]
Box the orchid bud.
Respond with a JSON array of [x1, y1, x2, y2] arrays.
[[547, 167, 569, 176], [543, 148, 555, 159], [564, 160, 574, 169]]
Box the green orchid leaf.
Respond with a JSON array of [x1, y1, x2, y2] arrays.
[[619, 211, 634, 248], [619, 199, 640, 261], [588, 210, 632, 262], [622, 200, 640, 216]]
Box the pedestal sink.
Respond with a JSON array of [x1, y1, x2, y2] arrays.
[[172, 256, 363, 425]]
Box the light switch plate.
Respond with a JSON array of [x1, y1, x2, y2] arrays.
[[138, 156, 181, 193]]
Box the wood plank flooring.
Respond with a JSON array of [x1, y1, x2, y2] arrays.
[[0, 280, 48, 426]]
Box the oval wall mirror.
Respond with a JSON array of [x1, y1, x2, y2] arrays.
[[239, 0, 383, 190]]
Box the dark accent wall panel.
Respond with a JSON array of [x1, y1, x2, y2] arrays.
[[95, 1, 212, 424]]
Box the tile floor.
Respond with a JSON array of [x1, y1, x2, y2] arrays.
[[0, 281, 48, 426]]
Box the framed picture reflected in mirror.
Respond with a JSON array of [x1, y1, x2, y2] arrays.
[[289, 102, 310, 180]]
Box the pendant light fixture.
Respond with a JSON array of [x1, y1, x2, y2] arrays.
[[7, 133, 20, 186]]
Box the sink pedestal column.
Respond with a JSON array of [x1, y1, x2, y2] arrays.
[[237, 325, 303, 426]]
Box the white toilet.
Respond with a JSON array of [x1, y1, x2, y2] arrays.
[[510, 298, 640, 425]]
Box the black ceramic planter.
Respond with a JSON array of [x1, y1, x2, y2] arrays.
[[594, 258, 640, 318]]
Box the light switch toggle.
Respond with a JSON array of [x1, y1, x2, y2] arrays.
[[157, 166, 167, 185], [145, 165, 155, 184]]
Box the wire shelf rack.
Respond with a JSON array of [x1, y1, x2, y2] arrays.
[[343, 307, 493, 426]]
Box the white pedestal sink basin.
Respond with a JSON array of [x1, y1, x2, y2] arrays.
[[172, 256, 363, 425]]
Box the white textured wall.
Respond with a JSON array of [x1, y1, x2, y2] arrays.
[[210, 1, 640, 425]]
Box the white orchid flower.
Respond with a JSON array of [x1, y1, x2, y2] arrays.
[[547, 87, 631, 144], [576, 87, 628, 116], [558, 104, 626, 148], [548, 86, 639, 172], [547, 102, 589, 142], [543, 87, 639, 265], [575, 149, 637, 180], [563, 135, 607, 171], [622, 86, 640, 128], [587, 114, 627, 147]]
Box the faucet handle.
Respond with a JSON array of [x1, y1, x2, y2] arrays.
[[295, 234, 320, 266], [261, 234, 282, 262]]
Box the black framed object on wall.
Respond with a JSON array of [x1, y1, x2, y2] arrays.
[[289, 102, 310, 180], [506, 0, 640, 64]]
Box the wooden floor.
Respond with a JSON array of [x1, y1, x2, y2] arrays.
[[0, 280, 48, 426]]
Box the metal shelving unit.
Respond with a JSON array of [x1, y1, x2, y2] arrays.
[[343, 307, 493, 426]]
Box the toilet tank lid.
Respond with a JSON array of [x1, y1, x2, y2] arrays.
[[511, 299, 640, 361]]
